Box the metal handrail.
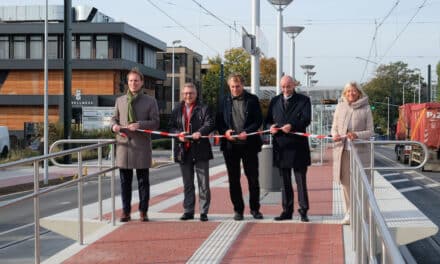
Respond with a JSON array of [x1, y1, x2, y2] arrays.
[[49, 139, 115, 168], [348, 139, 429, 263], [0, 139, 117, 264]]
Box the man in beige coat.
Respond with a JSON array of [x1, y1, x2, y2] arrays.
[[331, 81, 373, 224], [111, 68, 160, 222]]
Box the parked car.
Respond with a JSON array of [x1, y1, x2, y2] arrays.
[[0, 126, 10, 158]]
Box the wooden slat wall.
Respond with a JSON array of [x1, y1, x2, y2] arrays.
[[0, 106, 59, 131], [0, 70, 116, 95]]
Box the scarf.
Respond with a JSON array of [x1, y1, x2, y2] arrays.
[[127, 91, 138, 123]]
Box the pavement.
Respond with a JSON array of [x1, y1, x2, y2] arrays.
[[30, 147, 355, 264]]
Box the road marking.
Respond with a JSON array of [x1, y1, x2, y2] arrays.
[[0, 223, 33, 236], [389, 179, 409, 184], [425, 183, 440, 188], [399, 186, 423, 193], [382, 172, 400, 177]]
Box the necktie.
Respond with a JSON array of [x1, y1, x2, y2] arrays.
[[284, 98, 289, 110]]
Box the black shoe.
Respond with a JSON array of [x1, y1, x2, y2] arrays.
[[233, 212, 244, 221], [251, 210, 263, 220], [298, 209, 309, 222], [274, 213, 292, 221], [200, 214, 208, 222], [120, 213, 131, 222], [180, 213, 194, 221], [140, 211, 149, 222]]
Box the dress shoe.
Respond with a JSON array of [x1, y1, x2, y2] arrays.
[[180, 213, 194, 221], [120, 213, 131, 222], [233, 212, 244, 221], [298, 209, 310, 222], [251, 210, 263, 219], [140, 211, 149, 222], [274, 213, 292, 221], [200, 213, 208, 222]]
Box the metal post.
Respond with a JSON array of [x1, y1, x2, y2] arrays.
[[43, 0, 49, 184], [387, 97, 390, 139], [418, 72, 421, 103], [33, 161, 40, 264], [276, 7, 283, 95], [402, 83, 405, 105], [77, 151, 83, 245], [111, 144, 115, 226], [171, 45, 175, 162], [251, 0, 260, 96], [98, 145, 102, 221], [63, 0, 72, 164], [370, 139, 375, 188]]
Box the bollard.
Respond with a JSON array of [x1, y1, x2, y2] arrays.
[[258, 144, 281, 192]]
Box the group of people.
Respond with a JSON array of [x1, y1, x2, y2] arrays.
[[111, 67, 374, 225]]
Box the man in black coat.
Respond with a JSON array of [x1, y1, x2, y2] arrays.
[[265, 75, 311, 222], [216, 73, 264, 221], [169, 83, 215, 222]]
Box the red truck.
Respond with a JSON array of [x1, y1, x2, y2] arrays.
[[395, 102, 440, 171]]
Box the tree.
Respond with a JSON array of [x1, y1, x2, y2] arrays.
[[260, 57, 276, 86], [201, 55, 222, 110], [363, 61, 423, 135], [223, 48, 251, 85]]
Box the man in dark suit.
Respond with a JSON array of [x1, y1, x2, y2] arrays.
[[265, 75, 311, 222], [216, 73, 264, 221]]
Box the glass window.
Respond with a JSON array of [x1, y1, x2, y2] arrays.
[[96, 35, 108, 59], [71, 35, 77, 59], [0, 36, 9, 59], [47, 35, 58, 59], [30, 35, 43, 59], [79, 35, 91, 59], [13, 36, 26, 59]]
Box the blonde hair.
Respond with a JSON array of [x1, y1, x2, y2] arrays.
[[342, 81, 363, 99]]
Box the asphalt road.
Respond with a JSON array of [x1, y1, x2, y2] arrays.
[[374, 145, 440, 263]]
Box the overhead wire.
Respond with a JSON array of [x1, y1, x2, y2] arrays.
[[377, 0, 429, 64], [145, 0, 221, 55]]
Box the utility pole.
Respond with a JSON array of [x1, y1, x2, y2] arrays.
[[63, 0, 72, 164]]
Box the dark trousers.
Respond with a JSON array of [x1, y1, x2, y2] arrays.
[[179, 154, 210, 215], [120, 168, 150, 215], [223, 144, 260, 214], [279, 167, 309, 216]]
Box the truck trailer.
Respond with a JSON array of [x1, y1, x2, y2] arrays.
[[395, 102, 440, 171]]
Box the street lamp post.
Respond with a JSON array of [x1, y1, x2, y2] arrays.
[[171, 40, 181, 161], [283, 26, 304, 80], [415, 69, 421, 103], [268, 0, 294, 94], [387, 96, 390, 139]]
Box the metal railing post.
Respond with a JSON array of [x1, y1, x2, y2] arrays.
[[98, 145, 102, 221], [370, 138, 375, 189], [77, 151, 83, 245], [33, 161, 40, 264], [111, 143, 116, 226]]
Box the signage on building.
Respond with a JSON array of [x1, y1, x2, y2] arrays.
[[82, 106, 114, 131], [72, 94, 98, 107]]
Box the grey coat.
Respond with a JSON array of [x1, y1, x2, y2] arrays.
[[331, 96, 374, 183], [111, 93, 160, 169]]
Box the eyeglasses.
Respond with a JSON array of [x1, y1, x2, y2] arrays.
[[183, 92, 195, 96]]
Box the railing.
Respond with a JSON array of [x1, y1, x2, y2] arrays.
[[0, 139, 117, 264], [349, 139, 428, 263]]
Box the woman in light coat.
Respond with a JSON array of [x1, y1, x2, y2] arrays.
[[331, 81, 373, 224]]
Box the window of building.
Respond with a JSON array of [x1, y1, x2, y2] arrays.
[[121, 37, 137, 62], [30, 35, 43, 59], [0, 36, 9, 59], [47, 35, 58, 59], [13, 36, 26, 59], [144, 48, 156, 68], [72, 35, 77, 59], [95, 35, 108, 59], [79, 35, 92, 59]]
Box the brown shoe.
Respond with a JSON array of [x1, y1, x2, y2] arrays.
[[120, 213, 131, 222], [140, 211, 149, 222]]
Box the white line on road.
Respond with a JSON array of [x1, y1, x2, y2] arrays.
[[400, 186, 423, 193], [0, 223, 33, 236], [389, 179, 409, 184]]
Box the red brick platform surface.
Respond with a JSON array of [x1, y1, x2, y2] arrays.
[[61, 151, 344, 264]]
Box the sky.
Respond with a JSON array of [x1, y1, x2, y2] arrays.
[[5, 0, 440, 87]]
